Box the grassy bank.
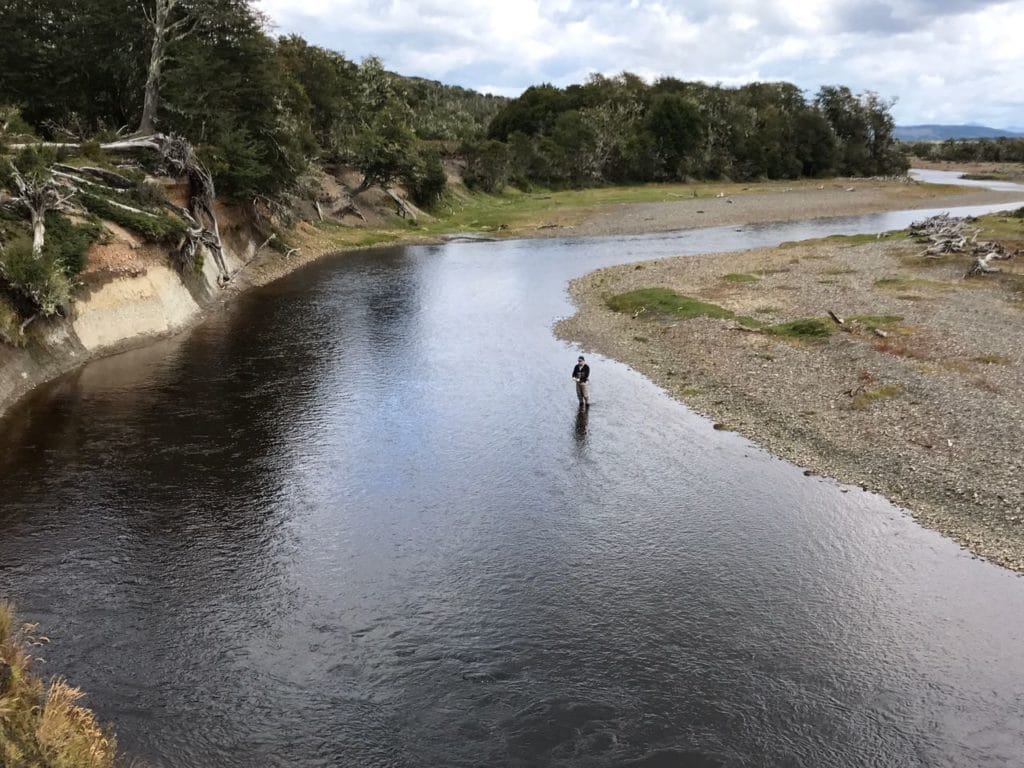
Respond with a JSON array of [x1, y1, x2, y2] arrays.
[[0, 602, 116, 768], [305, 177, 987, 250]]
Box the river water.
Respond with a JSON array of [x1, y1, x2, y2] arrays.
[[2, 175, 1024, 767]]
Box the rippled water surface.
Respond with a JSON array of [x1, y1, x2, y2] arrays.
[[2, 196, 1024, 767]]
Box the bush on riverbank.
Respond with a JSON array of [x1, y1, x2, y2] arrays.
[[0, 601, 117, 768], [0, 206, 103, 324]]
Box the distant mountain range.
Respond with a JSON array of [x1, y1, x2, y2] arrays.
[[895, 124, 1024, 141]]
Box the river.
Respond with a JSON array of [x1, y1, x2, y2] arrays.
[[1, 173, 1023, 767]]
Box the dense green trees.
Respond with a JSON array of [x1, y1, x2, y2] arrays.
[[1, 2, 907, 201], [0, 0, 500, 202], [908, 138, 1024, 163], [479, 74, 907, 189]]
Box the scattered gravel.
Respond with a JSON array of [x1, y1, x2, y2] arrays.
[[557, 231, 1024, 573]]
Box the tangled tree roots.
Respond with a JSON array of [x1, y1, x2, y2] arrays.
[[7, 134, 231, 282], [101, 134, 229, 280]]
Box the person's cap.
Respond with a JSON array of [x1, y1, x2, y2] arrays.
[[578, 356, 585, 361]]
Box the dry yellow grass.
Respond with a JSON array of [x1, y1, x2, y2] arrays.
[[0, 601, 117, 768]]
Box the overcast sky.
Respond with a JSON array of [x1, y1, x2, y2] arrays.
[[255, 0, 1024, 128]]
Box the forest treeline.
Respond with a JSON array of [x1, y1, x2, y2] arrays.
[[0, 0, 505, 202], [906, 138, 1024, 164], [467, 77, 908, 191], [1, 0, 911, 203]]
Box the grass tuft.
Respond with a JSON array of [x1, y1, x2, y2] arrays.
[[606, 288, 734, 320], [852, 384, 901, 410], [873, 337, 929, 359], [973, 354, 1010, 365], [765, 318, 833, 339], [0, 601, 117, 768]]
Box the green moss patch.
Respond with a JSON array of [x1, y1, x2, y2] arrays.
[[606, 288, 734, 320], [79, 192, 186, 243], [852, 384, 901, 410], [765, 318, 833, 339]]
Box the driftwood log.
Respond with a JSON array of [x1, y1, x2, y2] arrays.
[[909, 213, 1018, 278]]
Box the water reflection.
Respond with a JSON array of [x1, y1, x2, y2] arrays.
[[573, 405, 589, 441], [2, 199, 1024, 767]]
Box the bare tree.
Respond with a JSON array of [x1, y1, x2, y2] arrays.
[[137, 0, 195, 135], [6, 163, 75, 258]]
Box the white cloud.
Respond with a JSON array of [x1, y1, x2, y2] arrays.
[[255, 0, 1024, 127]]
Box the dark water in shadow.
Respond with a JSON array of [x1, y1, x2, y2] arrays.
[[2, 198, 1024, 767]]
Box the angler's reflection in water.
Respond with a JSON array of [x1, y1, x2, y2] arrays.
[[573, 405, 589, 444]]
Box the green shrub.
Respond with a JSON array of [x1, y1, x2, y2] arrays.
[[128, 180, 169, 208], [404, 148, 447, 207], [0, 236, 72, 316], [80, 140, 104, 162], [43, 214, 103, 276], [79, 192, 185, 243], [462, 139, 510, 193], [0, 294, 25, 347]]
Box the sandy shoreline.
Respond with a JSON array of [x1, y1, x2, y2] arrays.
[[556, 209, 1024, 573]]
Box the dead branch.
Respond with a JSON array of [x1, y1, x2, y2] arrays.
[[51, 169, 128, 196], [337, 199, 366, 221], [966, 250, 1014, 277], [55, 165, 134, 189], [827, 310, 845, 325], [6, 162, 76, 257], [910, 214, 1016, 278], [19, 314, 37, 334], [386, 188, 417, 221]]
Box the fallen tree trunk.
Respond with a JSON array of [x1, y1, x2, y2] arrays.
[[55, 164, 134, 190], [386, 188, 417, 221], [967, 250, 1014, 277]]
